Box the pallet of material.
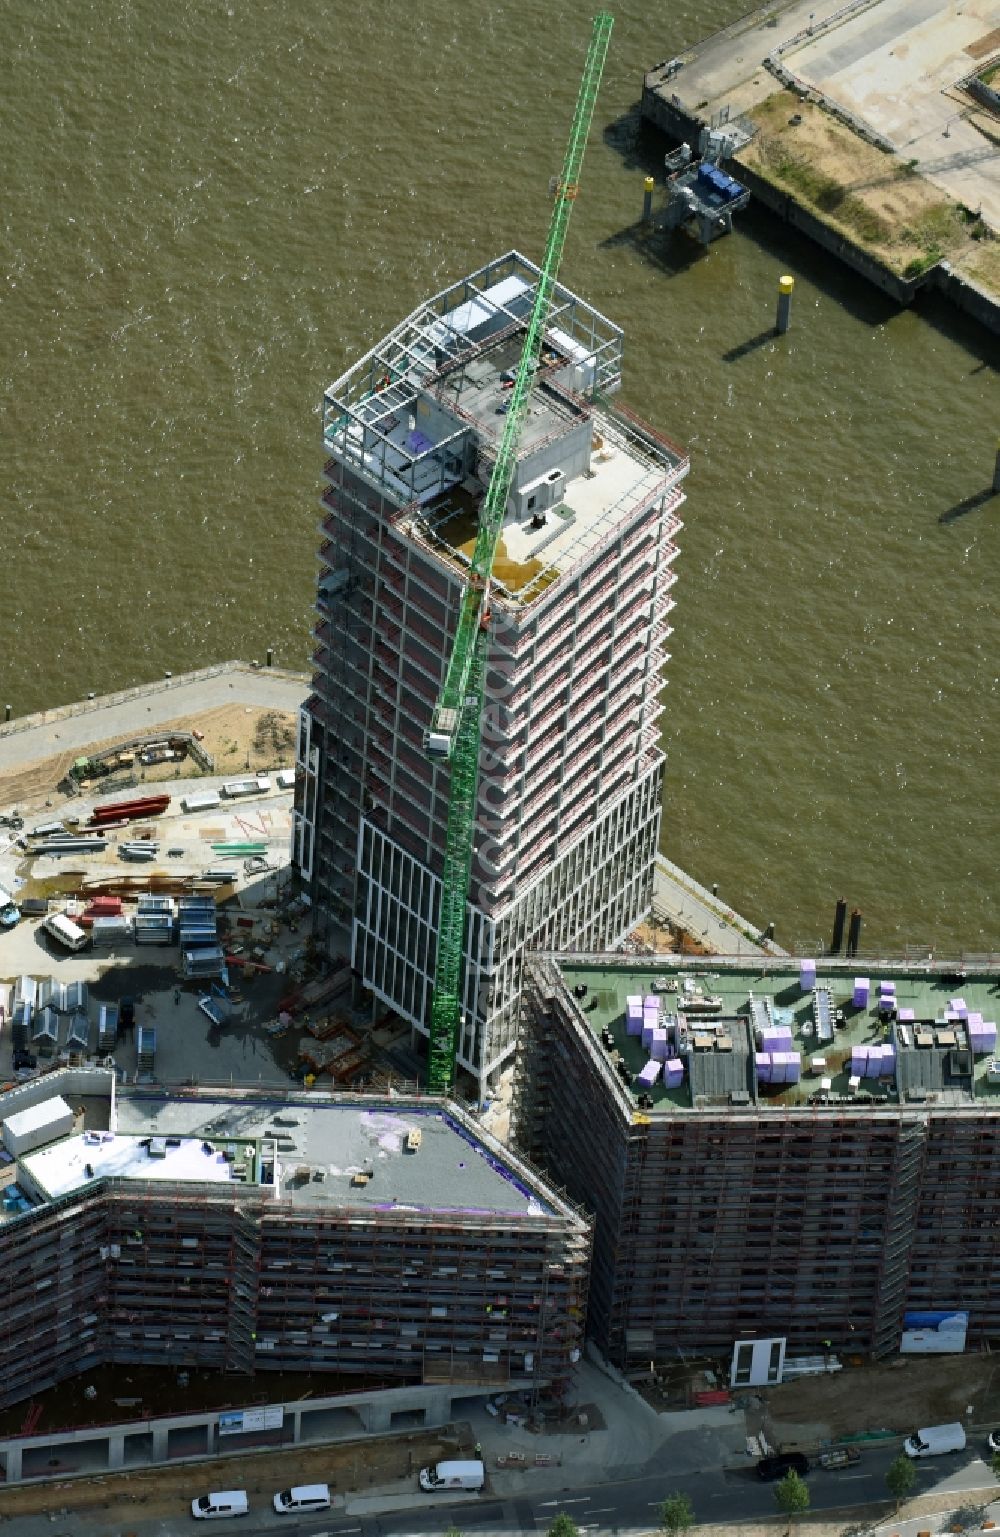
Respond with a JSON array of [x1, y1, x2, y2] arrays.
[[304, 1014, 352, 1041]]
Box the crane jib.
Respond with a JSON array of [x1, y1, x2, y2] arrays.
[[425, 13, 614, 1094]]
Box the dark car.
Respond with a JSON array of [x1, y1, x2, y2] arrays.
[[755, 1453, 810, 1481], [988, 1430, 1000, 1454]]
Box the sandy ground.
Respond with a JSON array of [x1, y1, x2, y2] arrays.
[[765, 1354, 1000, 1445], [0, 703, 296, 814], [737, 94, 986, 276]]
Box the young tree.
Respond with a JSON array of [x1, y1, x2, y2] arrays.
[[774, 1468, 810, 1523], [659, 1491, 695, 1537], [546, 1515, 581, 1537], [885, 1453, 916, 1509], [992, 1449, 1000, 1483]]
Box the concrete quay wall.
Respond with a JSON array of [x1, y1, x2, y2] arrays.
[[640, 10, 1000, 334]]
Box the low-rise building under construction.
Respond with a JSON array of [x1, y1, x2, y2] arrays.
[[0, 1073, 589, 1410], [515, 955, 1000, 1371]]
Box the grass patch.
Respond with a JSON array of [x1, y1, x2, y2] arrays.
[[758, 138, 891, 244]]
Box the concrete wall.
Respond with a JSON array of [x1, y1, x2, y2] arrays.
[[0, 1067, 114, 1122], [640, 82, 1000, 332], [933, 260, 1000, 338], [730, 161, 926, 304], [0, 1377, 505, 1484]]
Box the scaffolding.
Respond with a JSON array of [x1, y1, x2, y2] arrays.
[[0, 1088, 590, 1409], [515, 957, 1000, 1367]]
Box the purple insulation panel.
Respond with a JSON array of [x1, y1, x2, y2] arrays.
[[650, 1027, 669, 1061], [852, 1047, 869, 1074], [665, 1058, 685, 1087], [755, 1052, 772, 1082], [626, 1000, 643, 1036], [770, 1052, 790, 1083], [898, 1008, 915, 1023], [637, 1059, 661, 1088], [880, 1043, 896, 1074], [800, 960, 816, 991], [785, 1052, 801, 1083], [968, 1011, 984, 1027], [642, 1021, 656, 1051], [853, 979, 870, 1008], [879, 979, 896, 994], [643, 994, 659, 1013], [949, 997, 968, 1016], [865, 1047, 882, 1078]]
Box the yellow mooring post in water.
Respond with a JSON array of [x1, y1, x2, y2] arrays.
[[776, 274, 795, 334], [643, 175, 655, 222]]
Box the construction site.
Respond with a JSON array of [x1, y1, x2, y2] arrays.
[[515, 953, 1000, 1373], [296, 248, 687, 1092], [0, 1072, 589, 1420]]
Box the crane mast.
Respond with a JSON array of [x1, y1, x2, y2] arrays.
[[425, 13, 614, 1093]]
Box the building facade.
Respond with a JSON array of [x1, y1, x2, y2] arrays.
[[295, 251, 687, 1086], [515, 955, 1000, 1369]]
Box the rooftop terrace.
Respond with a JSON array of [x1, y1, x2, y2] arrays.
[[554, 959, 1000, 1114]]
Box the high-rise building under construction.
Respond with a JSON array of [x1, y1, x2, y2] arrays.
[[295, 252, 687, 1089]]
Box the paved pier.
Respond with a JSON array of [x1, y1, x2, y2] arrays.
[[0, 661, 308, 776], [643, 0, 1000, 230], [643, 0, 860, 134]]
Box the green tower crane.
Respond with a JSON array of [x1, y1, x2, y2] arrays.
[[424, 12, 614, 1094]]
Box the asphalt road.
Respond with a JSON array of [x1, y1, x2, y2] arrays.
[[226, 1445, 1000, 1537]]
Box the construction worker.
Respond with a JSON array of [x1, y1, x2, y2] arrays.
[[474, 1442, 482, 1459]]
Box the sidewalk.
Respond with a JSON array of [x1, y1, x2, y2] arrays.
[[0, 661, 308, 776], [652, 852, 782, 957]]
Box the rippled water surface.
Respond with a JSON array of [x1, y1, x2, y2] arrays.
[[1, 1, 998, 949]]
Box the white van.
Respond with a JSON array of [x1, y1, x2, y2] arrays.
[[419, 1459, 485, 1492], [904, 1423, 966, 1458], [191, 1490, 249, 1519], [272, 1483, 331, 1514], [42, 913, 89, 953]]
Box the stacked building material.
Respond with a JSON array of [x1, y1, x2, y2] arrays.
[[178, 897, 217, 951], [119, 841, 160, 863], [137, 1026, 156, 1074], [90, 794, 170, 827], [664, 1057, 685, 1088], [648, 1026, 669, 1061], [92, 915, 131, 950], [969, 1015, 998, 1054], [66, 1012, 90, 1053], [31, 1007, 59, 1056], [135, 895, 175, 946], [756, 1048, 802, 1084], [636, 1059, 661, 1089], [55, 981, 88, 1015], [98, 1004, 119, 1052], [182, 946, 227, 980], [853, 977, 870, 1008], [625, 996, 643, 1035], [79, 896, 124, 928]]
